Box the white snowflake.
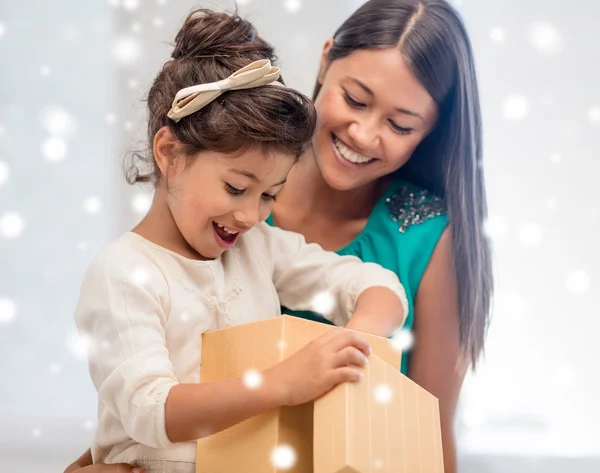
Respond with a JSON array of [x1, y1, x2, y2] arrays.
[[550, 152, 561, 163], [0, 161, 9, 188], [153, 17, 164, 28], [0, 212, 24, 239], [132, 192, 153, 214], [77, 241, 89, 251], [284, 0, 302, 13], [124, 121, 134, 131], [105, 113, 117, 125], [68, 333, 92, 360], [242, 370, 263, 389], [373, 458, 384, 470], [588, 106, 600, 123], [130, 268, 150, 286], [41, 137, 68, 162], [391, 328, 414, 352], [0, 297, 17, 324], [49, 363, 61, 374], [123, 0, 140, 11], [113, 36, 141, 65], [0, 125, 5, 134], [271, 445, 296, 469], [484, 215, 508, 240], [310, 291, 334, 315], [547, 197, 557, 209], [156, 0, 167, 5], [503, 95, 529, 121], [374, 384, 393, 404], [130, 22, 142, 33], [565, 270, 590, 294], [84, 420, 95, 430], [0, 22, 6, 39], [529, 21, 563, 55], [127, 78, 139, 89], [518, 222, 542, 246], [83, 196, 103, 214], [276, 339, 287, 351], [32, 428, 42, 438], [40, 65, 52, 76], [490, 27, 506, 43], [42, 106, 76, 137]]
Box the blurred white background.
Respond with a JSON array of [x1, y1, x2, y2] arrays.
[[0, 0, 598, 471]]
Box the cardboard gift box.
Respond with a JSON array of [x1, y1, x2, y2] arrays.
[[196, 315, 444, 473]]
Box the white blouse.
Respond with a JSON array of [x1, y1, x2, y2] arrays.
[[74, 222, 407, 465]]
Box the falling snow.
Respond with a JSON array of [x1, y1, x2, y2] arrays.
[[0, 161, 9, 188], [41, 137, 68, 162], [242, 370, 263, 389], [503, 95, 529, 121], [83, 196, 103, 214], [271, 445, 296, 469], [0, 212, 24, 239], [374, 384, 393, 404], [310, 291, 335, 315], [0, 297, 17, 324], [284, 0, 302, 14]]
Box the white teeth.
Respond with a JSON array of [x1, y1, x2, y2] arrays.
[[334, 137, 374, 164], [216, 223, 239, 235]]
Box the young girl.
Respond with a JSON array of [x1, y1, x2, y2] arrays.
[[74, 9, 408, 473]]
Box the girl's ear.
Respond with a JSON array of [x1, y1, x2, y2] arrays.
[[153, 126, 180, 178]]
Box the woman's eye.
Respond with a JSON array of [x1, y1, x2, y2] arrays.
[[225, 184, 245, 196], [343, 92, 365, 109], [389, 121, 413, 135]]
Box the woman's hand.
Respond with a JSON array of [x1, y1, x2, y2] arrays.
[[266, 327, 371, 406]]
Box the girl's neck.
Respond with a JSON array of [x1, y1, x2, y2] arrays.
[[278, 148, 386, 223], [133, 189, 205, 261]]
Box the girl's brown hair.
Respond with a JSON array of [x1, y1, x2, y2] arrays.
[[126, 9, 317, 185]]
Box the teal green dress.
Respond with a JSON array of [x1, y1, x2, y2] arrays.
[[266, 179, 448, 374]]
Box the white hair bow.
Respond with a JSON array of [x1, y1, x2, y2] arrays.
[[167, 59, 282, 122]]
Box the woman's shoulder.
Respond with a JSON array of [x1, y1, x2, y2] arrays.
[[382, 179, 447, 235], [358, 179, 448, 250], [346, 179, 448, 286]]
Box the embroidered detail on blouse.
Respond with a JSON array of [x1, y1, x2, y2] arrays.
[[386, 185, 446, 233], [172, 274, 243, 327]]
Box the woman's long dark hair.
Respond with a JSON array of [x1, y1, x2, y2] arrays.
[[315, 0, 492, 367]]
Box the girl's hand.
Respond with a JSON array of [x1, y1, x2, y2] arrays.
[[266, 327, 371, 406]]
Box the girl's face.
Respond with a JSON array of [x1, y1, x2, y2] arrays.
[[312, 43, 439, 191], [159, 138, 294, 260]]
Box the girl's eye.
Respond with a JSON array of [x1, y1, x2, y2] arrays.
[[343, 91, 365, 109], [389, 121, 413, 135], [261, 193, 277, 202], [225, 183, 245, 196]]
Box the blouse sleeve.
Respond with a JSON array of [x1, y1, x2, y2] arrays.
[[260, 224, 408, 326], [74, 244, 177, 449]]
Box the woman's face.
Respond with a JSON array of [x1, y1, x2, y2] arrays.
[[312, 43, 439, 191]]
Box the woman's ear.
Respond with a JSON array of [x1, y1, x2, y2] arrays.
[[317, 38, 334, 86], [153, 126, 179, 179]]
